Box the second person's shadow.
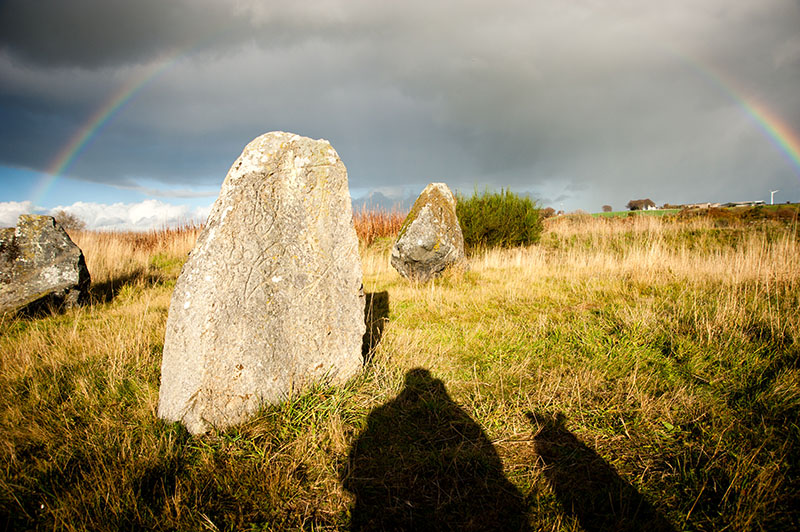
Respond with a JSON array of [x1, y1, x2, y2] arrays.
[[529, 412, 675, 532], [341, 368, 529, 531]]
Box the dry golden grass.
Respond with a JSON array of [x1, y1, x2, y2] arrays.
[[1, 212, 798, 530], [68, 224, 202, 288], [361, 213, 799, 529]]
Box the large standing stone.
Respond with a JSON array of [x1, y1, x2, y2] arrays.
[[391, 183, 465, 282], [0, 215, 90, 314], [158, 132, 365, 435]]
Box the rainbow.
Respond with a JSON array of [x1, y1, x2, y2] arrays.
[[33, 41, 800, 207], [741, 98, 800, 176], [683, 58, 800, 178], [30, 48, 186, 205]]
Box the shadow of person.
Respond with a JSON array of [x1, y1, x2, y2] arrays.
[[362, 291, 389, 362], [528, 412, 675, 532], [342, 368, 529, 531]]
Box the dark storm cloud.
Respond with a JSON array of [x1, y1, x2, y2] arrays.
[[0, 0, 371, 68], [0, 0, 231, 68], [1, 0, 799, 209]]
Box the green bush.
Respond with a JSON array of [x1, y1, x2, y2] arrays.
[[456, 189, 543, 251]]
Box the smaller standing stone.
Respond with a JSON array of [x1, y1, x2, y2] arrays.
[[391, 183, 466, 282], [0, 215, 90, 314]]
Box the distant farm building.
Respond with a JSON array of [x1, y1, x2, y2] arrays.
[[722, 200, 765, 208], [626, 198, 656, 211]]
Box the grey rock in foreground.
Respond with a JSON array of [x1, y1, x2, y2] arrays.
[[158, 132, 365, 435], [391, 183, 466, 282], [0, 215, 90, 314]]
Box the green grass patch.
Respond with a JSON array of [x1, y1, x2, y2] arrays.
[[593, 209, 681, 218]]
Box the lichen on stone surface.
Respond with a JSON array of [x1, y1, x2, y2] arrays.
[[1, 228, 19, 283], [397, 183, 458, 241], [391, 183, 465, 282], [0, 215, 90, 314]]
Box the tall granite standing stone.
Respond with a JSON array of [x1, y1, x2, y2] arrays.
[[0, 215, 90, 314], [158, 132, 365, 435], [391, 183, 466, 282]]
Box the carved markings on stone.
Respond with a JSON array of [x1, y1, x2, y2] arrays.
[[158, 132, 365, 435]]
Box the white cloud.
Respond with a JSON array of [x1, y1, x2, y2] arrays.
[[0, 200, 42, 227], [53, 200, 211, 230], [0, 199, 210, 230]]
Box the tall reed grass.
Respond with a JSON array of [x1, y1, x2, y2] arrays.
[[68, 223, 203, 290], [352, 207, 406, 247]]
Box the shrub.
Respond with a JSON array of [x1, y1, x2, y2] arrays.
[[602, 205, 613, 212], [456, 189, 543, 251], [52, 210, 86, 232]]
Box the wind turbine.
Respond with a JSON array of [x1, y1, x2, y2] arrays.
[[770, 190, 779, 205]]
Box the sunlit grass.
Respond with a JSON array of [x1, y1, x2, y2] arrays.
[[1, 212, 798, 530]]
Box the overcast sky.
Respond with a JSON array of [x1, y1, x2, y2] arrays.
[[1, 0, 799, 228]]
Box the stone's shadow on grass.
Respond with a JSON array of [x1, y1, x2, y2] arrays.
[[341, 368, 529, 531], [527, 412, 675, 532], [89, 269, 161, 304], [13, 292, 84, 319], [362, 291, 389, 363]]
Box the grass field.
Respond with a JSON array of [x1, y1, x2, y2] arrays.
[[594, 203, 800, 219], [593, 209, 681, 218], [1, 211, 799, 530]]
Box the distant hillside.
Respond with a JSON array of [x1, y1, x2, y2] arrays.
[[351, 191, 413, 212]]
